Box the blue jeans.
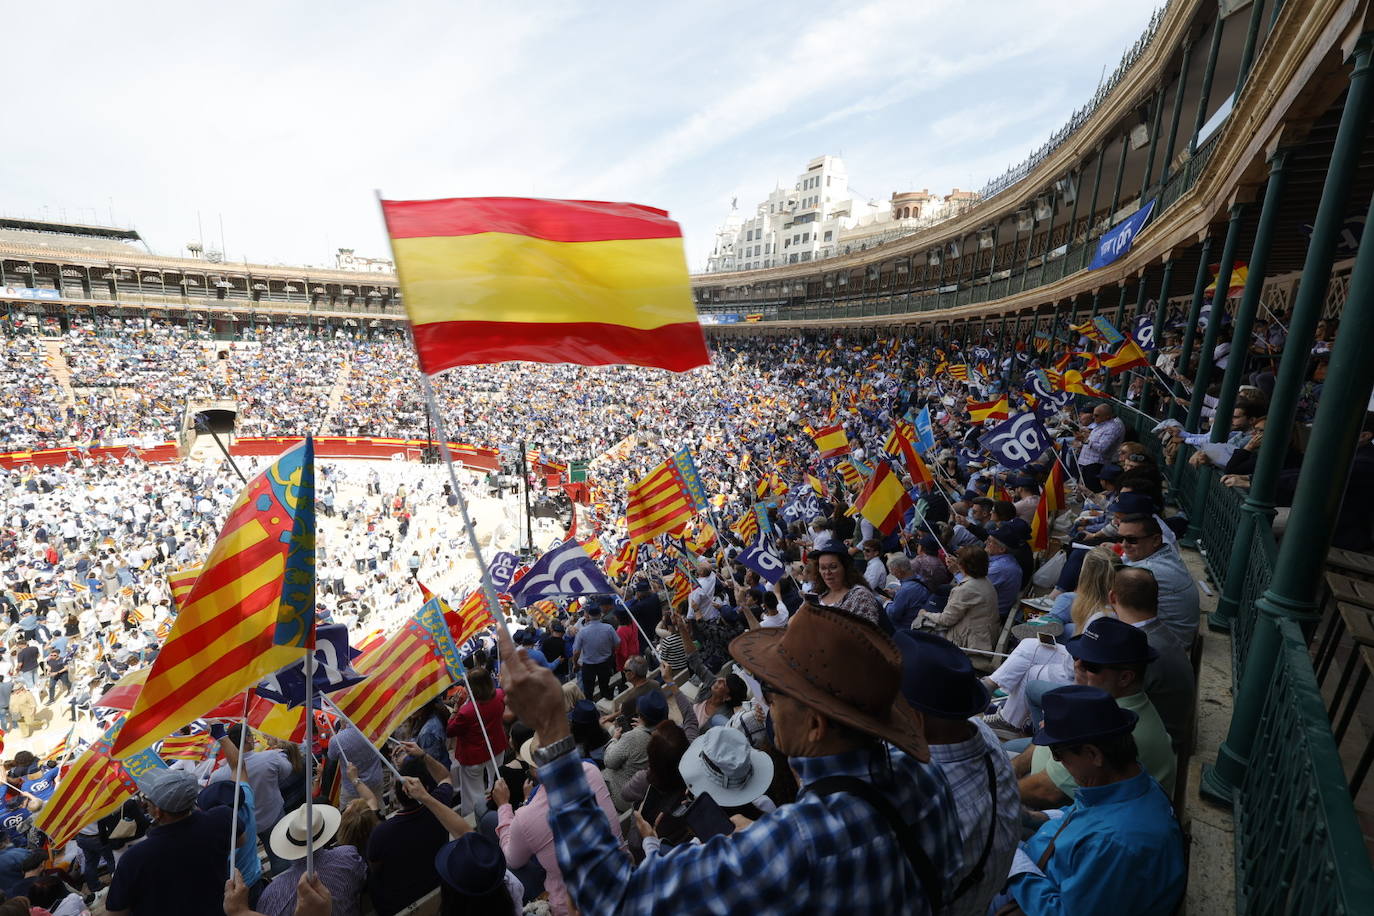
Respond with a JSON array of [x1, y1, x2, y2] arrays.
[[1025, 679, 1061, 732]]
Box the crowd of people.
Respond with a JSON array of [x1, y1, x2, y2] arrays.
[[0, 291, 1365, 915]]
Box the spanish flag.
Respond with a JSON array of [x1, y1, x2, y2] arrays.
[[380, 197, 710, 374], [1061, 369, 1108, 397], [852, 461, 914, 536], [1030, 461, 1068, 551], [112, 440, 316, 759], [967, 396, 1010, 423], [811, 424, 851, 459], [1103, 339, 1149, 375]]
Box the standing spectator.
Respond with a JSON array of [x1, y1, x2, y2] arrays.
[[209, 724, 294, 874], [571, 604, 619, 702], [446, 667, 508, 818], [104, 769, 235, 916], [1076, 403, 1125, 491]]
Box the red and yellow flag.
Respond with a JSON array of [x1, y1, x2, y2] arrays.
[[111, 440, 316, 759], [1061, 369, 1108, 397], [625, 450, 704, 544], [811, 424, 851, 460], [158, 731, 215, 762], [730, 509, 760, 544], [381, 197, 710, 374], [852, 461, 914, 536], [606, 541, 639, 579], [1042, 460, 1067, 513], [452, 590, 499, 646], [967, 396, 1010, 423], [1104, 339, 1149, 375], [1030, 494, 1053, 552], [166, 565, 202, 611], [331, 618, 452, 745], [36, 718, 164, 847]]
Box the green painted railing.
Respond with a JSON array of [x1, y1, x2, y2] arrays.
[[1235, 617, 1374, 914], [1231, 513, 1277, 676], [1198, 469, 1245, 585]]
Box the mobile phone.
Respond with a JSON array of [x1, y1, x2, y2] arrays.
[[683, 792, 736, 840], [1037, 632, 1057, 647]]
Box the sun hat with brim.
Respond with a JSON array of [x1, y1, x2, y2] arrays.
[[892, 630, 990, 719], [1032, 685, 1138, 746], [435, 833, 507, 897], [135, 768, 199, 813], [679, 726, 774, 808], [728, 602, 928, 762], [269, 804, 342, 861]]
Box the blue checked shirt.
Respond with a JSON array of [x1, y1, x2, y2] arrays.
[[542, 742, 964, 915]]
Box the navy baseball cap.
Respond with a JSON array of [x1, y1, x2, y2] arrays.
[[1107, 492, 1156, 516], [1066, 617, 1159, 666]]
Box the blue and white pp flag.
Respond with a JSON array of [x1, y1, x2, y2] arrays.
[[1132, 314, 1157, 351], [256, 623, 368, 708], [980, 413, 1053, 469], [487, 551, 519, 591], [508, 539, 617, 607], [738, 535, 788, 584]]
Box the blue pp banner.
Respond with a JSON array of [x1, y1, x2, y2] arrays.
[[1132, 314, 1157, 351], [488, 551, 519, 591], [1088, 198, 1155, 271], [738, 536, 787, 584]]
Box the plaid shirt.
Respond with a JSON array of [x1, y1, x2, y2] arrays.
[[544, 742, 964, 915]]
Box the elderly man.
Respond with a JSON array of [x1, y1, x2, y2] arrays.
[[1013, 617, 1175, 809], [983, 525, 1025, 619], [1110, 567, 1195, 752], [1004, 685, 1185, 915], [105, 768, 236, 916], [895, 632, 1019, 916], [496, 603, 965, 914], [1076, 403, 1125, 492], [885, 554, 933, 631], [1117, 514, 1200, 646]]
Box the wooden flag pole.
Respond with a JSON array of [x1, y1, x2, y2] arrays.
[[227, 690, 251, 878]]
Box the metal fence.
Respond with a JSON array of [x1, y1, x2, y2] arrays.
[[1235, 617, 1374, 914]]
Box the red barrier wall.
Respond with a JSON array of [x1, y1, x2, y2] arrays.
[[0, 437, 502, 472]]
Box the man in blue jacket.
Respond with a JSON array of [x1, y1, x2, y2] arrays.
[[1005, 684, 1185, 915]]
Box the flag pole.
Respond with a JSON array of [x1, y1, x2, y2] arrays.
[[227, 690, 250, 878], [455, 663, 502, 788], [303, 649, 315, 878], [417, 373, 514, 644], [319, 695, 405, 781]]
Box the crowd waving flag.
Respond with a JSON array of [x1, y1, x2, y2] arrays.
[[330, 615, 456, 745], [380, 197, 710, 374], [810, 424, 851, 459], [111, 439, 317, 759], [36, 717, 167, 847]]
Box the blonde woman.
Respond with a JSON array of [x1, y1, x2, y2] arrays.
[[1049, 545, 1121, 639]]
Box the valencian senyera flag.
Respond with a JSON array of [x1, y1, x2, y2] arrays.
[[625, 449, 708, 544], [111, 439, 316, 758], [380, 196, 711, 374], [36, 716, 166, 847]]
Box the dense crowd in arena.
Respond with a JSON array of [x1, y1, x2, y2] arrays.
[[0, 294, 1367, 916]]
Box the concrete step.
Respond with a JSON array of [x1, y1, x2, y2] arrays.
[[40, 338, 77, 407]]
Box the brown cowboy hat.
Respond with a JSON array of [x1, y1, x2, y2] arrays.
[[729, 602, 928, 762]]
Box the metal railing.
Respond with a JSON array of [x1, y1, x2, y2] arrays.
[[1198, 468, 1246, 585], [1235, 617, 1374, 914]]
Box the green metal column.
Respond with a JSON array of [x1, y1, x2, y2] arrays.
[[1063, 178, 1082, 279], [1088, 289, 1102, 318], [1191, 13, 1227, 154], [1139, 258, 1176, 416], [1080, 145, 1108, 269], [1170, 235, 1214, 426], [1201, 36, 1374, 805], [1185, 204, 1247, 431], [1019, 217, 1037, 292], [1107, 134, 1130, 219], [1183, 203, 1248, 537], [996, 313, 1009, 357], [1208, 150, 1292, 630], [1161, 39, 1195, 184], [1236, 0, 1269, 94], [1113, 281, 1130, 329], [1142, 87, 1165, 195]]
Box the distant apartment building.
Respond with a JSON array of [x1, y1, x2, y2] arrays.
[[704, 156, 980, 272]]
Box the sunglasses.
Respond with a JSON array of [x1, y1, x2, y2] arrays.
[[1119, 535, 1153, 545], [1049, 744, 1084, 762]]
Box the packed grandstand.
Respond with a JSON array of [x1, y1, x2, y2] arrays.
[[3, 0, 1374, 913]]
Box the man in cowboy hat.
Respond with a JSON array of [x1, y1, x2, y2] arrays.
[[494, 602, 964, 915], [894, 631, 1019, 916], [1002, 685, 1185, 915]]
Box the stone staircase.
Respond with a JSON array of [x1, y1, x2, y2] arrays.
[[40, 339, 77, 408], [319, 361, 352, 432]]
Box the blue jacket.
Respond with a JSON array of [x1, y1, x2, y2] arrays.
[[1011, 769, 1184, 915], [885, 576, 932, 631]]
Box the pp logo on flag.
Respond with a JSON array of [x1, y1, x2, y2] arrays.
[[739, 537, 787, 584], [982, 413, 1051, 469], [509, 540, 615, 607], [1133, 314, 1156, 351], [2, 812, 26, 832], [488, 552, 519, 591]]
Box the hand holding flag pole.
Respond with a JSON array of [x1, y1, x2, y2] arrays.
[[227, 689, 252, 879]]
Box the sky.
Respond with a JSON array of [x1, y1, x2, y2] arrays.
[[3, 0, 1160, 272]]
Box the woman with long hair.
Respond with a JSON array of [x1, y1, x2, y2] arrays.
[[812, 546, 883, 625]]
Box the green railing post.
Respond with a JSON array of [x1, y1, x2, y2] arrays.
[[1183, 204, 1248, 541], [1191, 13, 1226, 154], [1201, 34, 1374, 806], [1080, 145, 1108, 270], [1209, 151, 1293, 631], [1160, 37, 1194, 184], [1235, 0, 1268, 94], [1170, 235, 1213, 426], [1138, 258, 1175, 416]]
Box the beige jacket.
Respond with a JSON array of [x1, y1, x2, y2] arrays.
[[915, 576, 1000, 670]]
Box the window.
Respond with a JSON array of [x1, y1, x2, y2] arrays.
[[783, 238, 790, 248], [802, 232, 810, 243], [824, 230, 833, 241], [801, 251, 812, 261]]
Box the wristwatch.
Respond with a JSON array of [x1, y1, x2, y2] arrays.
[[531, 735, 577, 766]]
